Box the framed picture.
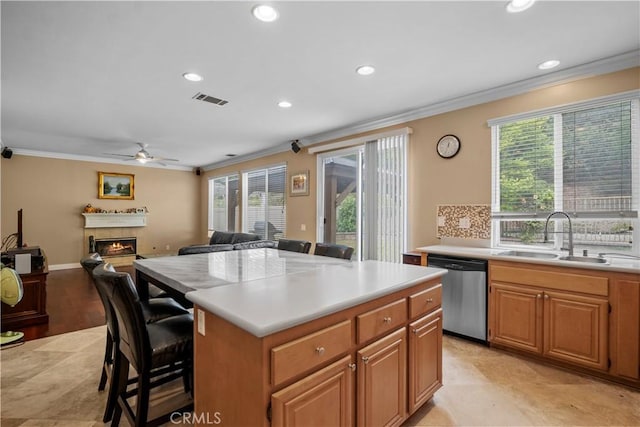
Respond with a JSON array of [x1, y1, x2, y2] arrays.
[[290, 170, 309, 196], [98, 172, 135, 200]]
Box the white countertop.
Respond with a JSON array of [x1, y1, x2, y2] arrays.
[[186, 259, 445, 338], [416, 245, 640, 274], [134, 248, 447, 338]]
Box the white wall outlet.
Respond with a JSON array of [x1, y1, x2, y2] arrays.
[[197, 309, 205, 336], [165, 244, 170, 251], [300, 224, 306, 231], [459, 217, 471, 229], [437, 216, 445, 227]]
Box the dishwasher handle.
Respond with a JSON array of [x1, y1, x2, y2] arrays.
[[444, 263, 464, 270]]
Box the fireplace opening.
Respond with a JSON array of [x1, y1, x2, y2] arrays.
[[94, 237, 137, 257]]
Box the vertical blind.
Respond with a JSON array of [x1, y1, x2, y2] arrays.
[[243, 165, 286, 240], [362, 133, 407, 263]]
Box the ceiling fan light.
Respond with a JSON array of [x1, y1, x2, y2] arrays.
[[137, 158, 148, 164]]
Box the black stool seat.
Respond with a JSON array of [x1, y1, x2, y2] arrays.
[[277, 238, 312, 253], [314, 242, 354, 259], [142, 298, 190, 323], [148, 313, 193, 368]]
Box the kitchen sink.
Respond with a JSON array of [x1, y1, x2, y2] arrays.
[[557, 255, 609, 264], [498, 250, 559, 259]]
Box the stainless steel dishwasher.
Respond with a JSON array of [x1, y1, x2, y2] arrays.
[[427, 254, 488, 343]]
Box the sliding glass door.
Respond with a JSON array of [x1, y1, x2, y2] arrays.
[[317, 133, 408, 262]]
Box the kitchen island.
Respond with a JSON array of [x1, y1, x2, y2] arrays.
[[162, 250, 447, 427]]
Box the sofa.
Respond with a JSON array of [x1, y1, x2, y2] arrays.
[[177, 231, 276, 255]]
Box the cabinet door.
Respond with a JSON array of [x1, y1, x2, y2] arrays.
[[489, 282, 543, 354], [408, 308, 442, 415], [357, 328, 406, 427], [610, 277, 640, 379], [543, 290, 608, 371], [271, 355, 354, 427]]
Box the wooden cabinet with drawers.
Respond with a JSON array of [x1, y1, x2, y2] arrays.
[[489, 261, 609, 372], [194, 279, 443, 427]]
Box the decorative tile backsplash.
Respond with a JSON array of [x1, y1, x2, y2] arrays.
[[436, 204, 491, 239]]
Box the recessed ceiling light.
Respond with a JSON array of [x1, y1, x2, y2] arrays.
[[506, 0, 536, 13], [183, 72, 203, 82], [356, 65, 375, 76], [252, 5, 278, 22], [538, 59, 560, 70], [278, 101, 292, 108]]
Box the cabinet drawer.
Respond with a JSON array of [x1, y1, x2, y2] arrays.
[[409, 284, 442, 319], [357, 299, 407, 344], [403, 252, 422, 266], [271, 320, 352, 386]]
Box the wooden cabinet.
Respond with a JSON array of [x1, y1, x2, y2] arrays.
[[1, 267, 49, 330], [609, 274, 640, 380], [271, 355, 354, 427], [489, 261, 609, 372], [357, 328, 406, 427], [194, 277, 444, 427], [490, 283, 543, 353], [543, 290, 608, 370], [408, 308, 442, 414]]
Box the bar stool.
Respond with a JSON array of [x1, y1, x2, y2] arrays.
[[92, 263, 193, 427], [277, 238, 312, 254], [313, 242, 354, 260], [81, 254, 189, 422]]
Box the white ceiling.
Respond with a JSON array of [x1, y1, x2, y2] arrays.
[[2, 1, 639, 170]]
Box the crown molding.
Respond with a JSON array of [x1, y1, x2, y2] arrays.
[[202, 140, 294, 171], [299, 50, 640, 147], [10, 149, 194, 171]]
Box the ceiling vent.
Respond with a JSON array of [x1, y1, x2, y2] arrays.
[[192, 92, 229, 106]]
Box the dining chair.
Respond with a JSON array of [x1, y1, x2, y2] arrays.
[[92, 262, 194, 427], [81, 254, 189, 422], [277, 238, 312, 254], [313, 242, 354, 260]]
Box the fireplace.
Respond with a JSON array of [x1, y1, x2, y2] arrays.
[[93, 237, 137, 257]]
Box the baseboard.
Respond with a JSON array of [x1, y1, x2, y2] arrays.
[[49, 263, 81, 271]]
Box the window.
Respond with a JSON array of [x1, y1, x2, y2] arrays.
[[242, 165, 286, 240], [208, 174, 239, 234], [491, 94, 639, 255]]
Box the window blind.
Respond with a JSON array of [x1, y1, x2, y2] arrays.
[[243, 165, 286, 240]]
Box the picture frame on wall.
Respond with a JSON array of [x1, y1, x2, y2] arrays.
[[98, 171, 135, 200], [290, 170, 309, 196]]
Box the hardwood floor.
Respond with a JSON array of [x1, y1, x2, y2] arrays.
[[17, 265, 134, 341]]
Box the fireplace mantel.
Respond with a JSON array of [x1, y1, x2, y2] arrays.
[[82, 213, 147, 228]]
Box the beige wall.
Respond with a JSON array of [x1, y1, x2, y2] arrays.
[[1, 156, 200, 265], [2, 68, 637, 266], [204, 67, 640, 251]]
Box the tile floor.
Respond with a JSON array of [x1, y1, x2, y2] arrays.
[[1, 327, 639, 426]]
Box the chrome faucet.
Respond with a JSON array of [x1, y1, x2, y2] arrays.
[[543, 211, 573, 256]]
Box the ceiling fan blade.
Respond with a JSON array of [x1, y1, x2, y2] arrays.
[[104, 153, 135, 158]]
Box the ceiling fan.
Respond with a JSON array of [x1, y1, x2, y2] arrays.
[[106, 143, 179, 165]]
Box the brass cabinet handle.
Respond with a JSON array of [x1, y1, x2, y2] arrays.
[[348, 363, 356, 371], [544, 294, 549, 300], [315, 346, 325, 355], [536, 294, 542, 299], [362, 356, 370, 364], [383, 316, 392, 323], [426, 298, 434, 303], [412, 328, 418, 334]]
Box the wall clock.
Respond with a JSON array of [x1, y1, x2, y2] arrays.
[[436, 134, 461, 159]]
